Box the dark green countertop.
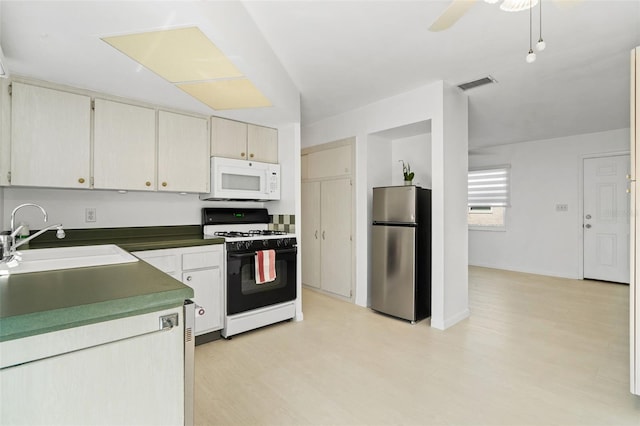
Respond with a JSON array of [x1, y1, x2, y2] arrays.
[[28, 225, 224, 251], [0, 225, 223, 342], [0, 260, 194, 342]]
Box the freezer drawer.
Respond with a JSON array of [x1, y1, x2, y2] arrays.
[[372, 186, 417, 224], [371, 224, 417, 320]]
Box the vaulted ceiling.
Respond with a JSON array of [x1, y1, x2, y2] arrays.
[[1, 1, 639, 148]]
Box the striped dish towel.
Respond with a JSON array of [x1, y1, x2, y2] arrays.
[[255, 249, 276, 284]]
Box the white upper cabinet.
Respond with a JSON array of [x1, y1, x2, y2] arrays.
[[158, 111, 209, 193], [247, 124, 278, 163], [210, 116, 247, 161], [10, 82, 91, 188], [93, 99, 156, 191], [211, 116, 278, 163]]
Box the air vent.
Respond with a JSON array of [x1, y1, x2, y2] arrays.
[[457, 76, 497, 91]]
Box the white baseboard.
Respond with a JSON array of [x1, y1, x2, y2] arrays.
[[469, 261, 580, 280], [430, 308, 470, 330]]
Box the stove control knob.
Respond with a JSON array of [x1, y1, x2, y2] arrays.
[[262, 240, 269, 247], [245, 241, 252, 250], [284, 239, 290, 246], [276, 239, 282, 247]]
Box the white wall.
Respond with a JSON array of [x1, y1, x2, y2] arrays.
[[391, 133, 432, 188], [469, 128, 630, 279], [303, 81, 469, 330]]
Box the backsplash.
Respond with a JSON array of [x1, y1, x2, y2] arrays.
[[269, 214, 295, 233]]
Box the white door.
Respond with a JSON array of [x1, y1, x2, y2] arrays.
[[301, 181, 321, 289], [320, 178, 352, 297], [583, 155, 630, 283]]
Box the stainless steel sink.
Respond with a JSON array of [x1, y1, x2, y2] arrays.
[[0, 244, 138, 275]]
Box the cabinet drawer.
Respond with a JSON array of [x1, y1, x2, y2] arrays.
[[182, 250, 222, 271], [135, 253, 177, 274]]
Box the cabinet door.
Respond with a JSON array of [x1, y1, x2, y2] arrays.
[[93, 99, 156, 191], [183, 269, 223, 334], [211, 116, 247, 160], [248, 124, 278, 163], [320, 178, 352, 298], [302, 181, 321, 289], [0, 308, 184, 425], [11, 82, 91, 188], [158, 111, 209, 193], [307, 144, 352, 179], [0, 79, 10, 186]]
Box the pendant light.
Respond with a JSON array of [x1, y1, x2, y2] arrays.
[[536, 0, 546, 51], [526, 0, 536, 63]]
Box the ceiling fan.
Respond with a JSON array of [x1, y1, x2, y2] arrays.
[[429, 0, 582, 32]]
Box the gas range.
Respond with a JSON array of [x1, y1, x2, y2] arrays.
[[201, 207, 298, 338]]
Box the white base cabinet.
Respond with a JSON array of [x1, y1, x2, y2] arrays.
[[0, 307, 185, 425], [134, 245, 224, 335]]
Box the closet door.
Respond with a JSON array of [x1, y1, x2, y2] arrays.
[[301, 181, 321, 289], [320, 178, 352, 298]]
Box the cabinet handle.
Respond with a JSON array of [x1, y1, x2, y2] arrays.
[[145, 181, 151, 187], [315, 230, 318, 239], [78, 178, 85, 184], [322, 230, 325, 240], [162, 182, 167, 187], [250, 153, 255, 158], [186, 276, 192, 281], [241, 152, 246, 157]]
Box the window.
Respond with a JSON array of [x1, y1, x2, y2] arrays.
[[468, 166, 510, 230]]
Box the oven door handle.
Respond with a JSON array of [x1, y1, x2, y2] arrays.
[[227, 248, 297, 258]]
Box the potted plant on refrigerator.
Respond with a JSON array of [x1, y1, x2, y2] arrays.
[[400, 161, 414, 185]]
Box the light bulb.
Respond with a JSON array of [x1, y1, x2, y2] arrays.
[[526, 49, 536, 63], [536, 38, 546, 51]]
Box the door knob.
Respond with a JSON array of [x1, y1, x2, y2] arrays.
[[585, 224, 592, 229], [585, 214, 591, 219]]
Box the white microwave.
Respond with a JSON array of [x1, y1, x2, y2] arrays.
[[200, 157, 281, 201]]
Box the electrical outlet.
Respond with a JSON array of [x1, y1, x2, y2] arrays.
[[85, 208, 97, 222], [555, 204, 569, 212]]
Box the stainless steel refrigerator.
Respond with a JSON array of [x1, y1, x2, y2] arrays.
[[371, 185, 431, 322]]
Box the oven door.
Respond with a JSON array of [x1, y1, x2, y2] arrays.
[[226, 247, 297, 315]]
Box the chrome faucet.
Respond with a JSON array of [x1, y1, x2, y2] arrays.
[[1, 203, 65, 263]]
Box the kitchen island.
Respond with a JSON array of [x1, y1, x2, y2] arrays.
[[0, 255, 195, 425]]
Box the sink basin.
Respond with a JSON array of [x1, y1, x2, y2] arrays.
[[0, 244, 139, 275]]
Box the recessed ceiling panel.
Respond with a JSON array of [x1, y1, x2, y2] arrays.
[[177, 79, 272, 110], [102, 27, 242, 83]]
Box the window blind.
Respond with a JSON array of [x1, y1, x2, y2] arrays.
[[468, 167, 510, 207]]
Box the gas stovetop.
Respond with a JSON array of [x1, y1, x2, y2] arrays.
[[201, 207, 296, 250], [213, 230, 288, 238]]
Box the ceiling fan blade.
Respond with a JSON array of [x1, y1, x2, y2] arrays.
[[429, 0, 477, 32]]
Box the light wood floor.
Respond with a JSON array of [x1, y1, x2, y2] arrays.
[[194, 267, 640, 425]]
